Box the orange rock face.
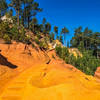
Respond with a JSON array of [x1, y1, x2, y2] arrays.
[[95, 67, 100, 82], [0, 42, 100, 100]]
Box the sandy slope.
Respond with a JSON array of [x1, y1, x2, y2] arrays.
[[0, 42, 100, 100]]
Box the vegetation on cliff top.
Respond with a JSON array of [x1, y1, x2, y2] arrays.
[[55, 46, 100, 75]]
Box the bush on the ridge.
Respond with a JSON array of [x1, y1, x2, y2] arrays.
[[36, 33, 41, 39], [0, 22, 28, 43], [10, 25, 26, 42], [34, 38, 40, 45], [0, 21, 10, 38], [3, 34, 11, 44], [24, 35, 31, 44], [39, 41, 48, 50], [10, 25, 19, 40], [49, 33, 55, 42], [55, 45, 62, 57], [55, 45, 100, 75]]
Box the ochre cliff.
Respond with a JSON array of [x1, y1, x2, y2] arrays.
[[0, 42, 100, 100], [95, 67, 100, 82]]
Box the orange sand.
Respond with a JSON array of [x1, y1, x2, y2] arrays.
[[0, 42, 100, 100]]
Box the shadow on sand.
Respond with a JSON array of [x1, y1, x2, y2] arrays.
[[0, 54, 17, 69]]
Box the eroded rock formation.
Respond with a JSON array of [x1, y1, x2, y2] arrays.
[[0, 42, 100, 100]]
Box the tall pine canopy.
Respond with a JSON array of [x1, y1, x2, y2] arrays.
[[0, 0, 8, 17]]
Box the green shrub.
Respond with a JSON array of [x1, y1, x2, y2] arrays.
[[0, 22, 10, 38], [39, 41, 48, 50], [10, 25, 27, 43], [36, 33, 41, 39], [55, 45, 62, 58], [49, 33, 55, 42], [3, 34, 11, 44], [10, 25, 19, 40], [32, 43, 35, 48], [34, 38, 40, 45], [24, 35, 31, 44], [55, 45, 100, 75], [18, 26, 26, 42]]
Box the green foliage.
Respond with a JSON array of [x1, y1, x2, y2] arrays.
[[42, 18, 46, 25], [10, 25, 19, 40], [67, 41, 70, 47], [70, 26, 100, 58], [55, 46, 100, 75], [36, 33, 41, 39], [73, 51, 100, 75], [0, 21, 10, 38], [9, 0, 22, 26], [30, 17, 38, 32], [3, 34, 11, 44], [61, 27, 69, 46], [21, 0, 42, 28], [18, 27, 26, 42], [54, 26, 58, 39], [78, 41, 85, 52], [54, 26, 58, 33], [34, 38, 40, 45], [34, 37, 48, 50], [32, 43, 35, 48], [0, 21, 31, 44], [6, 9, 13, 18], [39, 41, 48, 50], [55, 45, 63, 58], [49, 32, 55, 42], [10, 25, 28, 43], [0, 21, 12, 44], [45, 22, 51, 34], [59, 35, 63, 44], [42, 18, 47, 33], [61, 27, 69, 34], [0, 0, 8, 17], [24, 35, 31, 44]]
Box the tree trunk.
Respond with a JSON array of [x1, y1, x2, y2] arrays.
[[28, 16, 30, 29], [23, 1, 26, 27], [64, 34, 66, 46], [86, 40, 87, 49], [23, 3, 25, 27], [97, 50, 98, 58], [17, 9, 20, 28]]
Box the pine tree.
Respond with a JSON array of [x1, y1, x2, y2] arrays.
[[42, 18, 46, 33], [45, 22, 51, 34], [42, 18, 46, 25], [61, 27, 69, 46], [0, 0, 8, 18], [9, 0, 22, 26], [54, 26, 58, 39], [30, 17, 38, 32], [22, 0, 42, 28]]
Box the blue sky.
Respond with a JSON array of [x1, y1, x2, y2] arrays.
[[36, 0, 100, 41], [6, 0, 100, 42]]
